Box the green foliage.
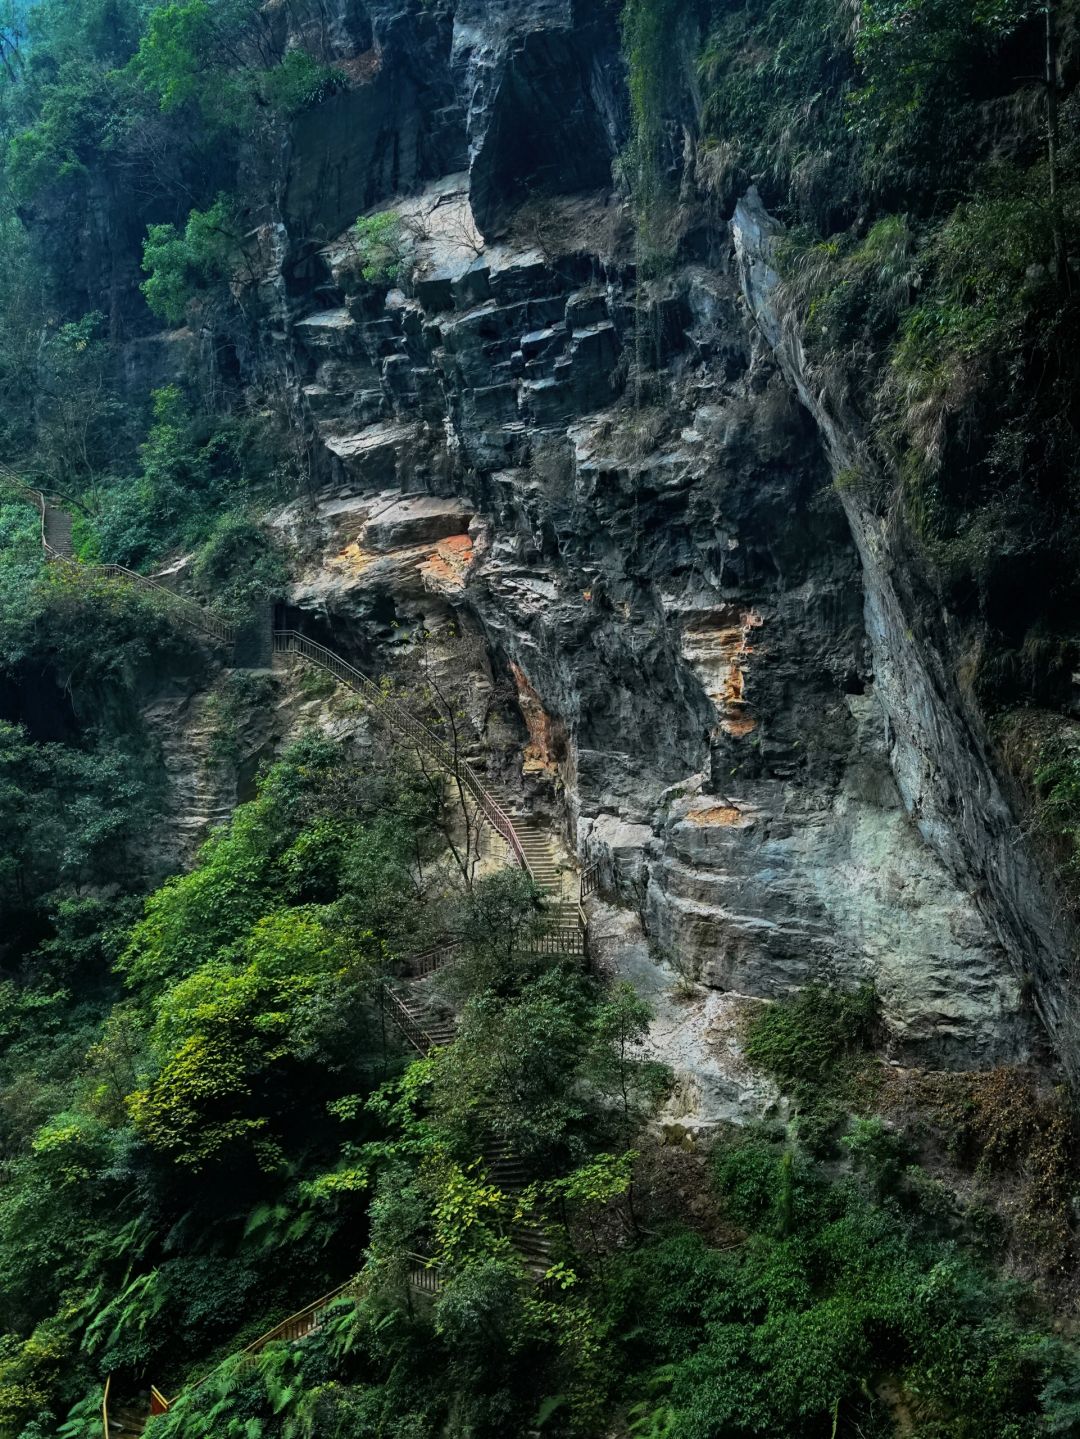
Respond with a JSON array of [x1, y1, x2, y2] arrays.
[[141, 197, 241, 326], [0, 729, 449, 1431], [743, 983, 879, 1107], [1032, 736, 1080, 880], [0, 718, 154, 912], [129, 0, 224, 114], [697, 0, 858, 223], [128, 907, 356, 1170], [605, 1132, 1080, 1439], [0, 557, 192, 701], [850, 0, 1037, 156], [620, 0, 681, 215], [19, 311, 130, 489], [121, 733, 427, 991], [87, 386, 289, 574], [191, 512, 287, 618], [6, 60, 121, 201], [349, 211, 409, 285], [261, 50, 347, 115]]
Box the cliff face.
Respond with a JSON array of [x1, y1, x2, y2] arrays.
[[732, 193, 1077, 1085], [217, 0, 1056, 1096]]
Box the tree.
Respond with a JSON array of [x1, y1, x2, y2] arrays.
[[141, 195, 242, 325], [33, 313, 127, 491], [128, 908, 356, 1171], [390, 624, 497, 890]]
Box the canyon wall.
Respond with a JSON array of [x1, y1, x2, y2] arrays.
[[133, 0, 1070, 1091]]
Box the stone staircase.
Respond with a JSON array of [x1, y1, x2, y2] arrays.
[[100, 1380, 170, 1438], [485, 786, 584, 930], [26, 495, 587, 1429], [41, 498, 74, 559], [384, 973, 458, 1056], [479, 1131, 558, 1285], [104, 1403, 147, 1437]]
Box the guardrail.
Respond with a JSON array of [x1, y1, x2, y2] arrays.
[[273, 630, 529, 871], [402, 941, 463, 978], [382, 984, 441, 1055], [521, 925, 587, 957], [407, 1254, 444, 1296], [23, 483, 237, 646], [91, 562, 235, 644], [580, 861, 601, 902], [189, 1276, 361, 1393]]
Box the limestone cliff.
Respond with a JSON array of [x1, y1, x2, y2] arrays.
[[141, 0, 1065, 1115]]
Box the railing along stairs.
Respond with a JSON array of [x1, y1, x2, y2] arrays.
[[273, 630, 530, 868], [19, 487, 598, 1426], [101, 1279, 361, 1435], [406, 1128, 558, 1298], [15, 479, 590, 944], [100, 1376, 169, 1437], [25, 483, 236, 646], [273, 628, 589, 955]]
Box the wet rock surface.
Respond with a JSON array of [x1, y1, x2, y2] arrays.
[[236, 0, 1055, 1118]]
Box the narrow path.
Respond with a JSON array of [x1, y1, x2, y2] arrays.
[[26, 499, 590, 1430], [273, 629, 588, 954]]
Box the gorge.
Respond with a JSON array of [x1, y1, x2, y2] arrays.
[[0, 1, 1078, 1435]]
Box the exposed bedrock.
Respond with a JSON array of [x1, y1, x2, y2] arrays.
[[264, 159, 1036, 1075], [235, 0, 1057, 1098], [732, 189, 1071, 1081]]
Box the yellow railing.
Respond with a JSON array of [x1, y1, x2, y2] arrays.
[[101, 1373, 111, 1439], [189, 1276, 361, 1393]]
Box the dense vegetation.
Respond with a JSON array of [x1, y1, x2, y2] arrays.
[[0, 0, 300, 602], [624, 0, 1080, 710], [0, 1, 1076, 1436]]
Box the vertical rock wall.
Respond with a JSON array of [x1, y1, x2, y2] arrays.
[[231, 0, 1053, 1077]]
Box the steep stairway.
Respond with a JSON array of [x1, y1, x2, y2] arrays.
[[41, 498, 74, 559], [104, 1404, 147, 1437], [383, 979, 457, 1056], [101, 1380, 170, 1438]]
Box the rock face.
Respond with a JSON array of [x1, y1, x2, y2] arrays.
[[731, 190, 1073, 1082], [226, 0, 1063, 1107]]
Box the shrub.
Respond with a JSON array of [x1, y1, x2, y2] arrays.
[[191, 513, 288, 619], [348, 211, 409, 286], [141, 196, 240, 325], [743, 983, 879, 1106], [262, 50, 347, 114]]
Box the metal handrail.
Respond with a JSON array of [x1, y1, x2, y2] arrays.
[[273, 630, 530, 871], [272, 629, 591, 955], [406, 1253, 445, 1295], [22, 482, 236, 645], [101, 1373, 110, 1439], [49, 555, 236, 644], [580, 861, 601, 901], [382, 983, 448, 1055], [402, 940, 463, 978], [189, 1276, 361, 1392], [96, 564, 235, 644]]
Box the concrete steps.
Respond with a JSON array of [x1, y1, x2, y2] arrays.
[[107, 1406, 149, 1437]]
